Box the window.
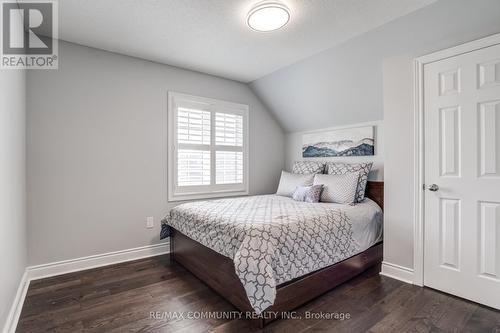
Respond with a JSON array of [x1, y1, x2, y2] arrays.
[[168, 92, 249, 201]]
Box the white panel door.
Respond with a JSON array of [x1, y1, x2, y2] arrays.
[[424, 43, 500, 310]]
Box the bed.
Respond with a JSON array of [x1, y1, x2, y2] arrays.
[[164, 181, 383, 327]]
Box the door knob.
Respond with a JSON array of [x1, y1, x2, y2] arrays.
[[428, 184, 439, 192]]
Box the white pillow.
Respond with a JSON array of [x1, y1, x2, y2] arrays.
[[276, 171, 314, 197], [313, 173, 359, 204]]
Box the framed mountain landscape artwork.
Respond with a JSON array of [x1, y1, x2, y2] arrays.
[[302, 126, 375, 157]]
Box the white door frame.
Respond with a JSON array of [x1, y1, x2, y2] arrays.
[[413, 32, 500, 286]]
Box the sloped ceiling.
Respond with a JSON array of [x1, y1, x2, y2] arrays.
[[58, 0, 437, 82], [250, 0, 500, 132]]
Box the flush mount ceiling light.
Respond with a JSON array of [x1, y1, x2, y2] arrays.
[[246, 1, 290, 32]]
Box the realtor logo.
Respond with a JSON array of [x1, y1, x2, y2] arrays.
[[1, 0, 58, 69]]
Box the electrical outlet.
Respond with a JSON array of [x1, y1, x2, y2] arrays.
[[146, 216, 154, 229]]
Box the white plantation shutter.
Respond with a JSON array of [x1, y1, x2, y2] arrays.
[[168, 92, 249, 201], [215, 112, 243, 146], [216, 151, 243, 184], [177, 108, 211, 145], [177, 149, 211, 186], [176, 107, 211, 187], [215, 112, 244, 185]]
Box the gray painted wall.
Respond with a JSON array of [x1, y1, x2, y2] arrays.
[[250, 0, 500, 272], [20, 0, 500, 279], [251, 0, 500, 272], [0, 70, 27, 327], [382, 55, 415, 270], [250, 0, 500, 133], [27, 41, 285, 266]]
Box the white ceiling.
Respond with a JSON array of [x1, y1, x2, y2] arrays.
[[59, 0, 437, 82]]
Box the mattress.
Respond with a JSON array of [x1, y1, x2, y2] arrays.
[[163, 195, 383, 314]]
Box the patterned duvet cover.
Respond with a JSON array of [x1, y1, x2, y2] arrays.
[[162, 195, 382, 314]]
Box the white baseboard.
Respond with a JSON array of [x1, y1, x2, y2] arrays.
[[27, 241, 170, 280], [380, 261, 415, 284], [2, 242, 170, 333], [2, 271, 30, 333]]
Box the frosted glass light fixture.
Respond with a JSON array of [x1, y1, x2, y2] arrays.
[[247, 1, 290, 32]]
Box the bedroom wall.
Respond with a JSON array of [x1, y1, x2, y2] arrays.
[[0, 70, 27, 328], [251, 0, 500, 278], [285, 121, 384, 180], [382, 55, 415, 273], [251, 0, 500, 133], [26, 41, 285, 266]]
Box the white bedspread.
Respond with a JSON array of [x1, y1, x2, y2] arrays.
[[165, 195, 382, 314]]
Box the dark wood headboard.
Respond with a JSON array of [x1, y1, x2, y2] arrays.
[[365, 181, 384, 210]]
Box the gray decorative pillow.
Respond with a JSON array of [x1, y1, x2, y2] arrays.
[[313, 173, 359, 204], [292, 184, 324, 203], [292, 161, 325, 174], [325, 162, 373, 203], [276, 171, 314, 197]]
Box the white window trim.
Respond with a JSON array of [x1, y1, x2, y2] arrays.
[[168, 91, 249, 202]]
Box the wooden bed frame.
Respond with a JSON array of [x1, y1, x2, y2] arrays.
[[170, 181, 384, 327]]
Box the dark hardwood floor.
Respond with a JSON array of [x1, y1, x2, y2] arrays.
[[17, 254, 500, 332]]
